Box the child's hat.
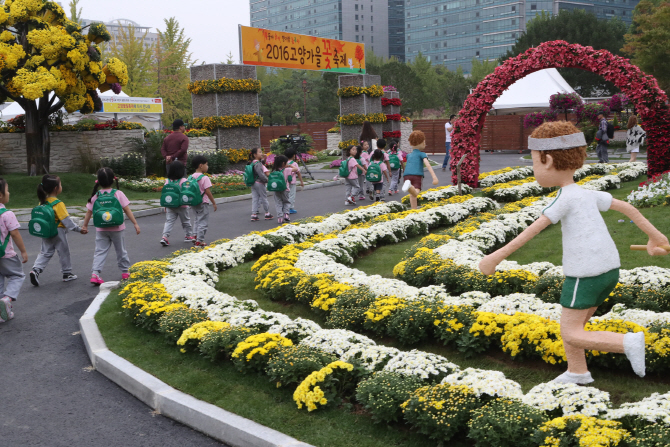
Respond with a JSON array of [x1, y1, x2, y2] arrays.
[[528, 132, 586, 151]]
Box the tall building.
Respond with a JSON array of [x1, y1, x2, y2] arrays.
[[80, 18, 159, 49], [388, 0, 406, 61], [404, 0, 639, 73], [250, 0, 390, 58]]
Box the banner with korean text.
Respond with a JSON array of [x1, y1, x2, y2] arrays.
[[239, 25, 365, 74], [101, 97, 164, 114]]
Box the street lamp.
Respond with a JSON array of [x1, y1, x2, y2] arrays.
[[301, 79, 311, 124]]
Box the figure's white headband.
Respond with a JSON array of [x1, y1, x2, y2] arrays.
[[528, 132, 587, 151]]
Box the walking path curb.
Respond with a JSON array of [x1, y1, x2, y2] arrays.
[[79, 283, 314, 447]]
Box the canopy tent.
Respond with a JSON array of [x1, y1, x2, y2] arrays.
[[0, 90, 163, 130], [491, 68, 578, 115]]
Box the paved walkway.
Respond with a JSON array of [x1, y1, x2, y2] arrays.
[[0, 153, 521, 446]]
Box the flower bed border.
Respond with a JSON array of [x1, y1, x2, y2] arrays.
[[188, 78, 261, 95], [192, 114, 263, 131]]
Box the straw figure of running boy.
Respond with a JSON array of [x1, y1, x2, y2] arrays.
[[479, 121, 669, 384]]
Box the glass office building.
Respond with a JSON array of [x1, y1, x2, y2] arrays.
[[404, 0, 638, 73], [250, 0, 391, 58]]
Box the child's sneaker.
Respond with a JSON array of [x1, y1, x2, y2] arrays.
[[63, 273, 78, 282], [284, 213, 290, 222], [368, 190, 374, 201], [278, 216, 284, 224], [121, 273, 130, 281], [265, 213, 274, 220], [289, 209, 297, 214], [0, 296, 13, 322], [388, 191, 394, 196], [160, 237, 169, 247], [359, 196, 366, 201], [91, 273, 104, 286], [30, 269, 40, 287], [184, 235, 196, 243], [251, 214, 259, 222], [194, 241, 208, 247]]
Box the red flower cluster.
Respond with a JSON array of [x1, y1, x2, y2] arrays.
[[383, 131, 401, 138], [385, 114, 402, 121], [382, 98, 402, 107], [450, 40, 670, 187]]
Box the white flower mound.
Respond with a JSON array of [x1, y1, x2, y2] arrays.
[[341, 345, 401, 372], [299, 329, 376, 357], [267, 318, 322, 340], [477, 293, 562, 321], [382, 349, 460, 380], [522, 382, 611, 417], [594, 304, 670, 328], [604, 392, 670, 425], [441, 368, 523, 399], [479, 166, 534, 188]]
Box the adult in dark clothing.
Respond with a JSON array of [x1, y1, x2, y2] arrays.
[[161, 119, 189, 168]]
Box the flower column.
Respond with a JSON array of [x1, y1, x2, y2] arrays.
[[190, 64, 261, 150], [382, 90, 401, 138], [338, 75, 384, 148]]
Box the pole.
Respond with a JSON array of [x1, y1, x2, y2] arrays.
[[456, 153, 468, 195]]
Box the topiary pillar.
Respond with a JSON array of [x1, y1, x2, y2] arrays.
[[190, 64, 261, 150], [382, 90, 401, 137], [338, 74, 384, 147]]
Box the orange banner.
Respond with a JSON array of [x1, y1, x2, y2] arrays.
[[239, 25, 366, 74]]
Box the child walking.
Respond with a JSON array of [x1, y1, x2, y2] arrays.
[[267, 155, 293, 224], [285, 148, 305, 215], [29, 175, 86, 286], [82, 167, 140, 285], [160, 161, 194, 246], [190, 155, 217, 246], [247, 148, 273, 222], [388, 140, 405, 195], [340, 145, 367, 206], [373, 138, 392, 199], [0, 178, 27, 323], [357, 142, 371, 201], [367, 149, 391, 202]]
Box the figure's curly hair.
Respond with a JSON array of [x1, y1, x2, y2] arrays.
[[530, 121, 586, 171], [408, 130, 425, 147]]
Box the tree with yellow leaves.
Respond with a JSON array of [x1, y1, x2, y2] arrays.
[[0, 0, 129, 174]]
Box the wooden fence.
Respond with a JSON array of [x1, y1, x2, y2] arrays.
[[260, 122, 336, 151]]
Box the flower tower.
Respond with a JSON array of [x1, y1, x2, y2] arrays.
[[337, 75, 385, 149], [189, 64, 261, 150], [382, 87, 401, 138]]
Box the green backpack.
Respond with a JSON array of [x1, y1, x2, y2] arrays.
[[267, 170, 290, 192], [366, 161, 383, 182], [92, 190, 125, 228], [389, 153, 401, 171], [180, 174, 205, 206], [160, 180, 182, 208], [0, 208, 11, 257], [244, 161, 258, 187], [29, 199, 61, 238], [339, 157, 353, 178]]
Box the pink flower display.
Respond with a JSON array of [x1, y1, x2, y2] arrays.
[[450, 41, 670, 187], [523, 109, 558, 129]]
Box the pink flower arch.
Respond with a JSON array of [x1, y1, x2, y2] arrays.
[[450, 40, 670, 187]]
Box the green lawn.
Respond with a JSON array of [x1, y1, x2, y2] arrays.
[[1, 173, 250, 209]]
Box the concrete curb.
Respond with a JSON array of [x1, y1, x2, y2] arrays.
[[79, 284, 313, 447]]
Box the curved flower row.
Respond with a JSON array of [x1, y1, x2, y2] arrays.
[[191, 114, 263, 131], [450, 40, 670, 187], [478, 166, 534, 188], [188, 77, 261, 95]]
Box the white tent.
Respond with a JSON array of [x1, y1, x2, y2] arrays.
[[491, 68, 578, 115], [0, 89, 163, 130]]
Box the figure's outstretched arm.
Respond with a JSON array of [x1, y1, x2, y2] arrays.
[[423, 159, 438, 185], [479, 215, 552, 275], [610, 199, 669, 256]]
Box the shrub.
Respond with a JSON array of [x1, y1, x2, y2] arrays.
[[231, 332, 293, 373], [186, 150, 229, 175], [157, 308, 209, 343], [198, 326, 258, 362], [326, 287, 376, 332], [265, 345, 337, 387], [128, 260, 170, 282], [102, 152, 145, 178], [468, 398, 547, 447], [402, 384, 481, 442], [532, 415, 630, 447], [631, 425, 670, 447], [176, 321, 230, 352], [386, 298, 440, 345], [120, 281, 185, 332], [294, 361, 356, 411], [356, 372, 423, 423]]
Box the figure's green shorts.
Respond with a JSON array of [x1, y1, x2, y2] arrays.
[[560, 269, 620, 310]]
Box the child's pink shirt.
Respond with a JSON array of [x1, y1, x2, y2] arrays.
[[195, 174, 213, 204], [347, 157, 359, 180], [0, 204, 20, 258], [87, 189, 130, 231]]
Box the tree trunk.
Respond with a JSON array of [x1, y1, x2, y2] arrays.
[[24, 100, 52, 176]]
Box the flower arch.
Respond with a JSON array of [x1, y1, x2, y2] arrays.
[[450, 40, 670, 187]]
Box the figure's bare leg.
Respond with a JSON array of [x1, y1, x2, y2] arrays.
[[561, 307, 625, 360], [561, 307, 598, 374]]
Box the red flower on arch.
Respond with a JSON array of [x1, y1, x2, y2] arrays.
[[450, 41, 670, 187]]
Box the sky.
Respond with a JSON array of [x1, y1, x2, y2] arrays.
[[74, 0, 251, 64]]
